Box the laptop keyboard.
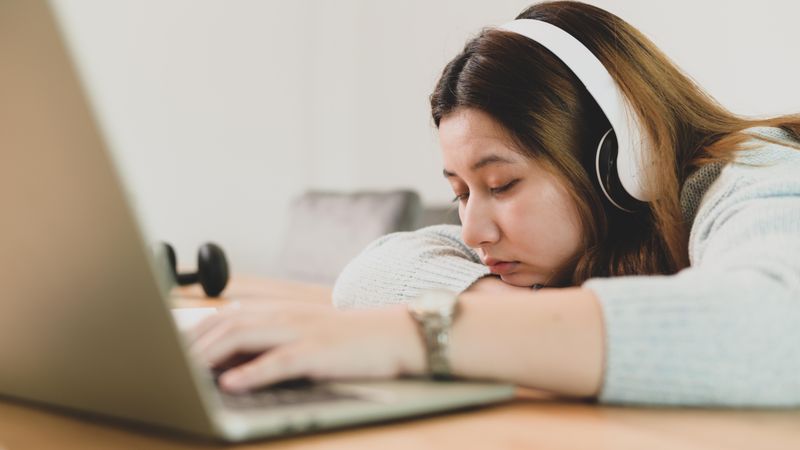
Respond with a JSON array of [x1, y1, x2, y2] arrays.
[[215, 375, 363, 410]]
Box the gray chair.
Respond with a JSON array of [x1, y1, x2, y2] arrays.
[[415, 205, 461, 228], [277, 189, 422, 284]]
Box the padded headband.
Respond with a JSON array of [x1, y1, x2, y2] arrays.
[[499, 19, 654, 203]]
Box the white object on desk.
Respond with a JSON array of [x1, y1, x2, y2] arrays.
[[171, 307, 218, 331]]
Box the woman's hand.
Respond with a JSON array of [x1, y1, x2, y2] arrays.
[[467, 275, 538, 294], [187, 301, 425, 393]]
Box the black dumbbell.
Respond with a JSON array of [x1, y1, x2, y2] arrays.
[[162, 242, 229, 297]]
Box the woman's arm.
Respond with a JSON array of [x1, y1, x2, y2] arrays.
[[582, 142, 800, 406], [332, 224, 493, 309], [189, 287, 605, 398], [450, 287, 605, 397]]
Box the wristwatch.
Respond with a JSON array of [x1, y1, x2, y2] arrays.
[[408, 289, 460, 380]]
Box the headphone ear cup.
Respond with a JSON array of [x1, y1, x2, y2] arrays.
[[196, 242, 229, 297], [595, 129, 617, 202], [595, 129, 644, 213]]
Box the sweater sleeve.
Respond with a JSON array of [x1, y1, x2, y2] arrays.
[[583, 143, 800, 407], [332, 224, 491, 309]]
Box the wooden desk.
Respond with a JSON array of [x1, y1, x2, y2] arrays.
[[2, 276, 800, 450]]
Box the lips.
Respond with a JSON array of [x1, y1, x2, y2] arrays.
[[483, 257, 519, 275]]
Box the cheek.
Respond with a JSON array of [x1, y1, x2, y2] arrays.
[[500, 189, 582, 257], [498, 198, 548, 242], [556, 214, 584, 259]]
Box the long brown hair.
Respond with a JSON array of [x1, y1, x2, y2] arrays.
[[430, 0, 800, 285]]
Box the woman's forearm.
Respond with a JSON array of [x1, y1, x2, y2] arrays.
[[191, 281, 606, 397], [465, 275, 531, 293], [332, 225, 490, 309], [448, 287, 605, 398]]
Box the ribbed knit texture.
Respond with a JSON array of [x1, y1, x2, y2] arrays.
[[332, 225, 491, 308], [332, 127, 800, 406]]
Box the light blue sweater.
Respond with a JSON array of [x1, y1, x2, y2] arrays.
[[332, 127, 800, 407]]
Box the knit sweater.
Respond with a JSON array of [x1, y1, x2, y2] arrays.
[[332, 127, 800, 407]]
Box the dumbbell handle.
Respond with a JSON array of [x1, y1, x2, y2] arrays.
[[176, 272, 199, 285]]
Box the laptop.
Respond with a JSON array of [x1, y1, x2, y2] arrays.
[[0, 0, 514, 442]]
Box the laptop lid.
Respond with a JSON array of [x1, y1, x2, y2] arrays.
[[0, 2, 517, 442], [0, 0, 220, 437]]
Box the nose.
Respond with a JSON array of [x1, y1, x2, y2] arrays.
[[459, 198, 500, 249]]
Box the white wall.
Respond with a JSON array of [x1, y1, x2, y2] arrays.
[[50, 0, 800, 277]]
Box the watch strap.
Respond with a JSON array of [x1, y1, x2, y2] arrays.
[[408, 290, 460, 380], [419, 315, 454, 380]]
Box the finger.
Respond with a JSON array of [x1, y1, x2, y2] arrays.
[[218, 345, 312, 393], [185, 303, 242, 344], [186, 301, 329, 344], [192, 318, 298, 367]]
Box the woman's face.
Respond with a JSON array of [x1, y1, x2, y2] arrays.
[[439, 108, 584, 287]]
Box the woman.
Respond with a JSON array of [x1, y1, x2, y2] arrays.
[[189, 1, 800, 406]]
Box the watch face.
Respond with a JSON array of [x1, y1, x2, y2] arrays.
[[412, 289, 458, 316]]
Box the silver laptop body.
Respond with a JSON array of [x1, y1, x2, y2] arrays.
[[0, 0, 514, 441]]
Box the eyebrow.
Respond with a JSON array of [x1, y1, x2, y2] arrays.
[[442, 154, 516, 178]]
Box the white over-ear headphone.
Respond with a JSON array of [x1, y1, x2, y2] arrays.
[[499, 19, 654, 213]]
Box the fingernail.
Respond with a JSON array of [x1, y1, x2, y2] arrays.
[[221, 371, 244, 390]]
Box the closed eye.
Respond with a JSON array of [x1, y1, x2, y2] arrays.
[[451, 192, 468, 203], [490, 179, 520, 195], [452, 179, 519, 204]]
